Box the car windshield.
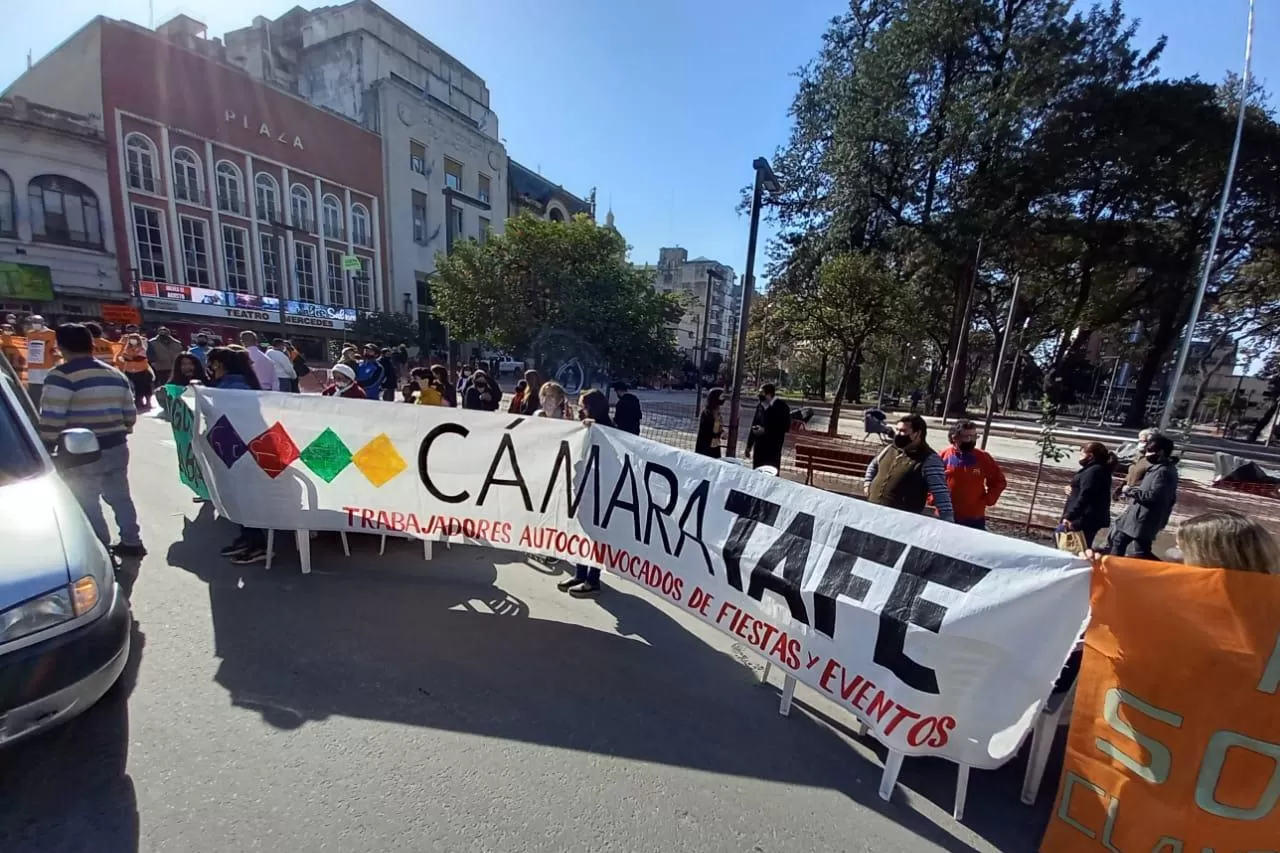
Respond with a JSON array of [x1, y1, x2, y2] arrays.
[[0, 372, 46, 486]]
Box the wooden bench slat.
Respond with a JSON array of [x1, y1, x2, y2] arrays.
[[794, 444, 875, 485]]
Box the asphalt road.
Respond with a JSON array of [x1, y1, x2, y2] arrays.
[[0, 414, 1062, 853]]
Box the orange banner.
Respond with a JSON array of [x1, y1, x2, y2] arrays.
[[1041, 557, 1280, 852]]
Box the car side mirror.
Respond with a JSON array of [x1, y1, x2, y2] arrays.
[[56, 428, 101, 470]]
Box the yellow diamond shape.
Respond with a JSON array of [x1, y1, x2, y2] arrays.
[[352, 433, 407, 487]]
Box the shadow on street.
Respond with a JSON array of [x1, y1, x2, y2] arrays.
[[157, 504, 1058, 853]]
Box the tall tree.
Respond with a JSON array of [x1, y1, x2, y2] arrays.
[[432, 214, 683, 380]]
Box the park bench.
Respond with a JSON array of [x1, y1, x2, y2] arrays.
[[794, 444, 874, 487]]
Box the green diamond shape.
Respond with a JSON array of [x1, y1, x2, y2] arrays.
[[299, 428, 353, 483]]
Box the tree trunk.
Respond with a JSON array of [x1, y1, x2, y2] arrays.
[[846, 362, 861, 403], [1124, 304, 1182, 428], [1249, 400, 1278, 443], [828, 353, 854, 437]]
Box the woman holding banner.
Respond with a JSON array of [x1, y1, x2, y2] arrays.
[[557, 389, 615, 598], [206, 347, 271, 565]]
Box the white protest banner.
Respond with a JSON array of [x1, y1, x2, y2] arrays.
[[188, 387, 1091, 769]]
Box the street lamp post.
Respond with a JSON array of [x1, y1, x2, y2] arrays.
[[726, 157, 779, 459], [1160, 0, 1256, 431], [695, 268, 721, 418]]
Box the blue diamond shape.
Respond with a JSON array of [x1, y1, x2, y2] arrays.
[[206, 415, 248, 468]]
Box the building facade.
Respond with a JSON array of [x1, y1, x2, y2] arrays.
[[0, 95, 127, 324], [508, 159, 593, 223], [6, 15, 387, 357], [649, 247, 738, 363], [224, 0, 506, 328]]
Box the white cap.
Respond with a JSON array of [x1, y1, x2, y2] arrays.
[[331, 363, 356, 383]]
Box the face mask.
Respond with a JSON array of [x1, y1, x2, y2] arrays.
[[758, 393, 767, 401], [893, 433, 912, 448], [957, 440, 976, 453], [196, 339, 208, 347]]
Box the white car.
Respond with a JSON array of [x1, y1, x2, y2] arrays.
[[496, 357, 524, 374], [0, 362, 131, 746]]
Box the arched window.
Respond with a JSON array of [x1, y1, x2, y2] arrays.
[[351, 203, 370, 247], [125, 132, 158, 193], [215, 161, 244, 215], [0, 170, 14, 237], [290, 184, 314, 232], [28, 175, 103, 248], [171, 147, 202, 204], [322, 193, 344, 239], [254, 173, 279, 223], [548, 206, 565, 223]]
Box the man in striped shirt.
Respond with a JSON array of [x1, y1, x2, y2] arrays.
[[863, 413, 956, 523], [39, 323, 145, 558]]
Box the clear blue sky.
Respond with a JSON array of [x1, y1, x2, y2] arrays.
[[1, 0, 1272, 281]]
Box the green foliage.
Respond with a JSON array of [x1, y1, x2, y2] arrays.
[[349, 311, 418, 347], [1035, 398, 1071, 463], [432, 213, 682, 379]]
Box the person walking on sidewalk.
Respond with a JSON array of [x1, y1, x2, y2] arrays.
[[239, 331, 277, 393], [39, 323, 145, 558], [745, 383, 790, 470], [266, 339, 298, 392], [148, 326, 183, 386], [864, 414, 955, 522], [937, 420, 1007, 530]]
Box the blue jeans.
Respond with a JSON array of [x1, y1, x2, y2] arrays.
[[63, 442, 142, 547], [575, 564, 601, 586]]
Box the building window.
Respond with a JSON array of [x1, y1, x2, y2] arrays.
[[125, 132, 158, 193], [448, 204, 463, 243], [548, 207, 565, 223], [478, 173, 491, 204], [410, 140, 426, 175], [353, 257, 372, 310], [260, 235, 281, 298], [222, 225, 249, 292], [351, 203, 371, 247], [28, 175, 103, 248], [322, 194, 343, 239], [326, 249, 345, 306], [444, 158, 462, 191], [290, 184, 314, 232], [132, 205, 168, 281], [478, 216, 490, 244], [0, 171, 14, 237], [180, 216, 211, 285], [294, 242, 317, 302], [216, 161, 244, 215], [412, 190, 427, 244], [172, 147, 203, 204], [255, 172, 280, 223]]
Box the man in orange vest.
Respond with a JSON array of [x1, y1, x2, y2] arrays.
[[23, 314, 58, 408]]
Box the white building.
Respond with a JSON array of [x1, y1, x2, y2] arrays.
[[224, 0, 505, 325], [648, 247, 738, 364], [0, 95, 125, 322]]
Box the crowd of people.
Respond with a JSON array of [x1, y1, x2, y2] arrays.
[[15, 315, 1276, 583]]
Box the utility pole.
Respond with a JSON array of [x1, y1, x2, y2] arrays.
[[979, 274, 1019, 449], [941, 239, 982, 424], [1160, 0, 1255, 431]]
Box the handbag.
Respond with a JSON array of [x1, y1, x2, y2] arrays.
[[1055, 528, 1088, 555]]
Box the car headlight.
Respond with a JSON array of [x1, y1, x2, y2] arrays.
[[0, 577, 98, 644]]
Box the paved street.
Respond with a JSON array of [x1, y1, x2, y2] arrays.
[[1, 414, 1059, 853]]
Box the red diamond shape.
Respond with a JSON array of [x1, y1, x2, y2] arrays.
[[247, 422, 300, 479]]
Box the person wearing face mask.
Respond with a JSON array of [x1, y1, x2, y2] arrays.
[[1116, 427, 1160, 499], [863, 414, 955, 522], [354, 344, 386, 400], [1109, 433, 1179, 559], [745, 383, 791, 470], [321, 362, 369, 399], [937, 420, 1007, 530], [1061, 441, 1116, 549], [463, 369, 501, 410]]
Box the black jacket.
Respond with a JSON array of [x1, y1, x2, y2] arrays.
[[614, 392, 642, 435], [1114, 456, 1179, 541], [1062, 457, 1114, 531], [464, 382, 501, 411], [746, 397, 790, 469]]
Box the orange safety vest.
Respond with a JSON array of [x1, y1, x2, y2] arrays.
[[24, 328, 58, 382], [0, 334, 27, 382]]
